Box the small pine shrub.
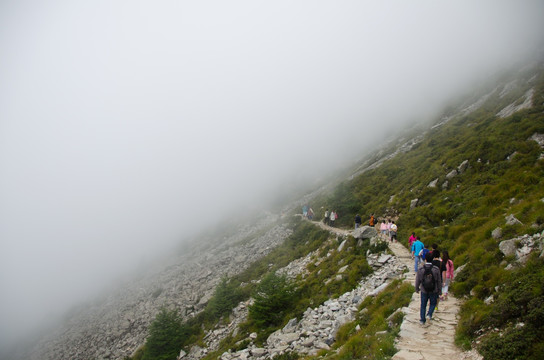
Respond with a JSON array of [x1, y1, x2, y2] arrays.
[[249, 273, 296, 327], [142, 308, 184, 360]]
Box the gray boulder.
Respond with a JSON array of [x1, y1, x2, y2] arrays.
[[352, 226, 377, 240], [428, 178, 439, 188], [446, 169, 458, 180], [505, 214, 523, 226], [492, 227, 503, 239], [499, 239, 517, 257], [458, 160, 469, 174]]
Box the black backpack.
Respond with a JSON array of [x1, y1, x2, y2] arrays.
[[422, 266, 435, 292]]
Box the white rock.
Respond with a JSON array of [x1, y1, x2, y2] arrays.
[[250, 348, 267, 357], [446, 169, 458, 179], [505, 214, 522, 226]]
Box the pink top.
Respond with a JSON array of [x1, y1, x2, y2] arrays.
[[380, 223, 387, 231], [445, 260, 454, 279], [409, 235, 416, 247]]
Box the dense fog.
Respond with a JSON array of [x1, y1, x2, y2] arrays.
[[1, 0, 543, 351]]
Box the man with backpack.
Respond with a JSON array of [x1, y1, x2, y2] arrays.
[[415, 252, 442, 326]]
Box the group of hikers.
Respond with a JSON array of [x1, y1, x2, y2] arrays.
[[301, 205, 314, 220], [355, 214, 399, 242], [323, 209, 339, 227], [409, 233, 455, 325], [312, 207, 455, 326], [316, 208, 455, 327]]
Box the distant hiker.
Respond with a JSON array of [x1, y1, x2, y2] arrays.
[[411, 237, 424, 272], [409, 232, 417, 248], [390, 221, 398, 242], [330, 211, 337, 227], [415, 252, 442, 325], [380, 220, 388, 235], [369, 214, 376, 227], [355, 214, 362, 229], [387, 219, 393, 236], [302, 205, 309, 218], [308, 208, 314, 220], [324, 209, 329, 225], [440, 250, 454, 301]]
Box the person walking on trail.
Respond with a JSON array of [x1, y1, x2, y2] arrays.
[[324, 209, 329, 225], [431, 249, 443, 311], [390, 221, 398, 242], [409, 232, 416, 248], [369, 214, 376, 227], [387, 219, 393, 236], [355, 214, 362, 229], [308, 208, 314, 220], [441, 250, 454, 301], [329, 211, 337, 227], [420, 243, 430, 264], [411, 237, 425, 272], [380, 220, 388, 235], [415, 252, 442, 325]]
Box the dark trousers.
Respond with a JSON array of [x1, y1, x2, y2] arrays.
[[420, 292, 438, 323]]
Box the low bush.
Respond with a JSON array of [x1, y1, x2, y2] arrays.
[[249, 273, 296, 328]]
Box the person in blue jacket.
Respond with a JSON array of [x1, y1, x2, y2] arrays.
[[411, 237, 425, 272]]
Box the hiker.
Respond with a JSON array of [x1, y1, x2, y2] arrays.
[[324, 209, 329, 225], [411, 237, 424, 272], [329, 211, 337, 227], [380, 220, 388, 235], [387, 219, 393, 236], [419, 243, 430, 265], [431, 249, 442, 311], [409, 232, 417, 248], [390, 221, 398, 242], [302, 205, 308, 218], [369, 214, 376, 227], [308, 208, 314, 220], [415, 252, 442, 325], [441, 250, 454, 301], [355, 214, 362, 229]]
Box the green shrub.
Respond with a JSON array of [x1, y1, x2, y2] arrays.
[[143, 308, 185, 360], [273, 352, 300, 360], [249, 273, 296, 327], [205, 277, 245, 322], [479, 326, 536, 360]]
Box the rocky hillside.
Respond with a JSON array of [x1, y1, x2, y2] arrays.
[[23, 60, 544, 360], [29, 214, 292, 360]]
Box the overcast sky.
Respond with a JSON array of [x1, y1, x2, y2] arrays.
[[1, 0, 543, 350]]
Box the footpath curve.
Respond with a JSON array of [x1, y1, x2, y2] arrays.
[[308, 220, 481, 360]]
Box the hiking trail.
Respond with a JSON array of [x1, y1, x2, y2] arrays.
[[309, 220, 481, 360]]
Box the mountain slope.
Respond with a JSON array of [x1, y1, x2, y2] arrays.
[[310, 61, 544, 359], [22, 61, 544, 360]]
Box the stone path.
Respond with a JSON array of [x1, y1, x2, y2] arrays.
[[385, 238, 481, 360], [309, 219, 481, 360]]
